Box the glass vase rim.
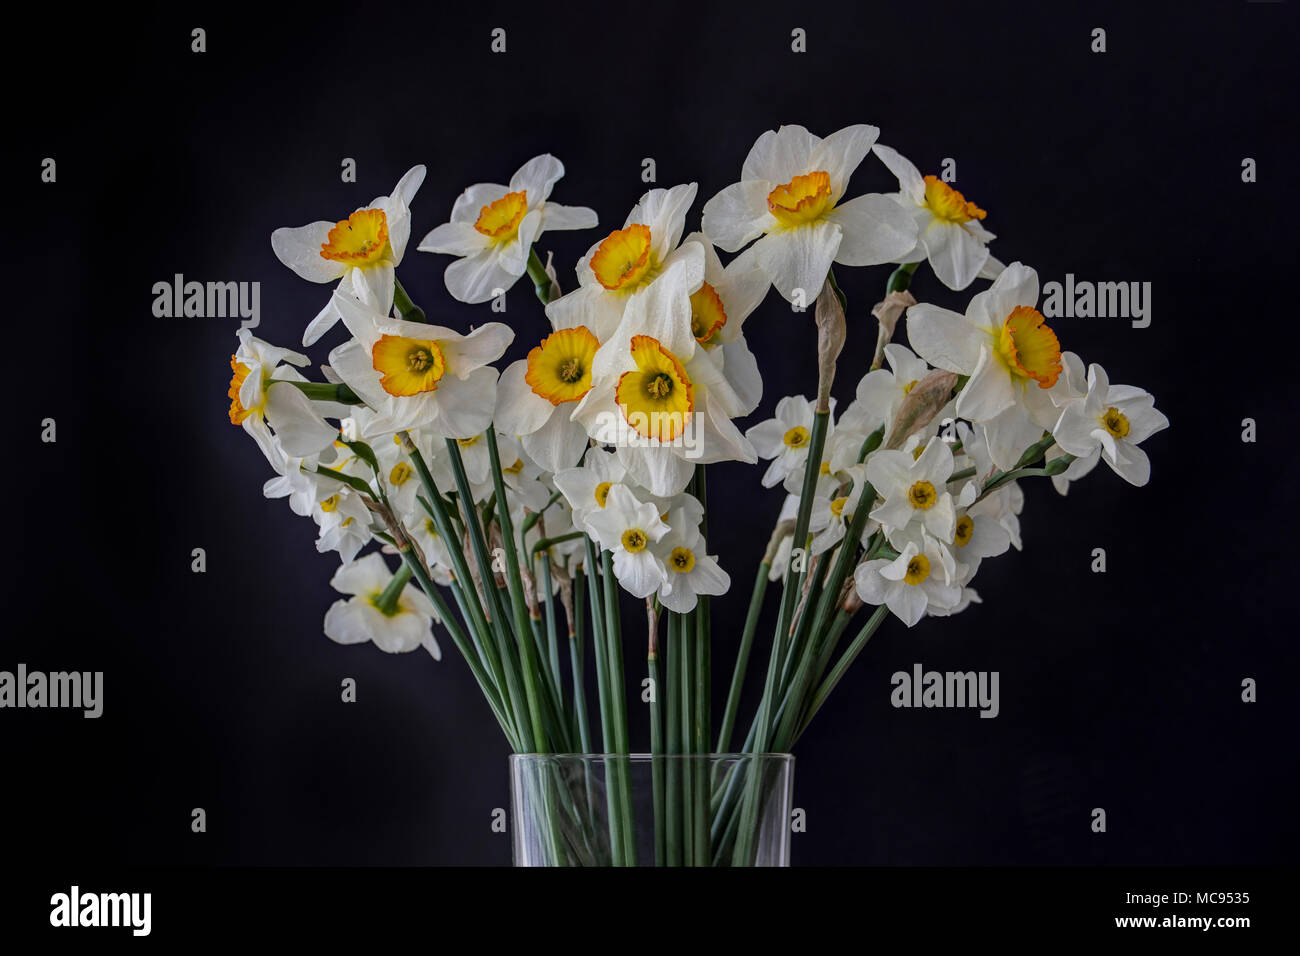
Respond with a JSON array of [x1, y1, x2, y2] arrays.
[[509, 752, 794, 762]]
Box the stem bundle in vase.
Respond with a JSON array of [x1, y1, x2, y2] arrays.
[[231, 125, 1168, 866]]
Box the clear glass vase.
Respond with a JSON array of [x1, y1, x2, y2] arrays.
[[509, 753, 794, 866]]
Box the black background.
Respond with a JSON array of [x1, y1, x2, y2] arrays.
[[7, 0, 1298, 873]]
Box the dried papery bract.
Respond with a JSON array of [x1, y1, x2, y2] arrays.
[[869, 290, 916, 370], [814, 279, 846, 414], [883, 369, 959, 450]]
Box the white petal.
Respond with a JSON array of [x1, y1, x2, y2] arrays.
[[539, 202, 598, 232], [418, 220, 491, 257], [444, 247, 516, 304], [271, 223, 346, 283], [510, 154, 565, 203], [742, 125, 819, 185], [752, 222, 841, 304], [701, 181, 773, 252], [265, 382, 339, 457], [808, 123, 879, 202], [827, 193, 919, 266], [905, 303, 984, 374], [871, 144, 925, 204], [494, 360, 555, 436], [921, 221, 990, 291]]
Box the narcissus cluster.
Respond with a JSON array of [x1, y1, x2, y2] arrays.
[[235, 126, 1166, 766]]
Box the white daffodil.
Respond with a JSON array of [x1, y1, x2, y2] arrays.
[[807, 464, 877, 555], [553, 446, 629, 537], [906, 262, 1080, 469], [573, 266, 756, 497], [871, 144, 998, 291], [260, 432, 340, 518], [495, 325, 600, 473], [866, 437, 961, 548], [683, 232, 769, 414], [271, 166, 426, 345], [326, 291, 512, 440], [654, 514, 729, 613], [746, 395, 822, 489], [836, 343, 933, 446], [946, 498, 1013, 584], [547, 183, 704, 343], [854, 535, 961, 628], [323, 553, 441, 659], [417, 154, 598, 304], [314, 487, 373, 564], [1052, 364, 1168, 486], [700, 123, 917, 304], [227, 330, 339, 464], [583, 484, 670, 599]]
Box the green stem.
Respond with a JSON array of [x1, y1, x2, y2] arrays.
[[393, 278, 426, 322], [794, 605, 890, 742], [717, 562, 768, 753], [526, 248, 559, 304], [270, 380, 363, 405]]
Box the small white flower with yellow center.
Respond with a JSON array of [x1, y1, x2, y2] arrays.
[[583, 484, 670, 599], [907, 262, 1076, 469], [1052, 364, 1168, 487], [682, 232, 770, 415], [553, 447, 628, 537], [227, 330, 340, 465], [654, 516, 730, 613], [546, 183, 705, 342], [854, 534, 961, 628], [807, 464, 878, 555], [417, 154, 598, 304], [945, 499, 1013, 585], [573, 272, 755, 497], [700, 124, 917, 303], [314, 487, 373, 564], [323, 553, 441, 659], [271, 166, 426, 345], [866, 437, 961, 548], [871, 144, 1000, 291], [326, 291, 512, 440], [835, 344, 934, 448], [746, 395, 823, 489], [495, 325, 601, 473]]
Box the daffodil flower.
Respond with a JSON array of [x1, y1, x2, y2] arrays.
[[495, 325, 601, 473], [1052, 364, 1168, 487], [418, 154, 598, 304], [227, 330, 339, 464], [854, 534, 961, 628], [838, 344, 933, 441], [807, 464, 878, 555], [572, 264, 757, 497], [582, 484, 670, 599], [683, 233, 770, 414], [547, 183, 704, 343], [701, 124, 917, 304], [866, 437, 962, 548], [906, 262, 1079, 469], [323, 553, 441, 658], [554, 447, 629, 537], [871, 144, 1002, 291], [326, 291, 513, 440], [654, 513, 729, 613], [272, 166, 426, 345], [314, 486, 373, 564], [746, 395, 824, 489]]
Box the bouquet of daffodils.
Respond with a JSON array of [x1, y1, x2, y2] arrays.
[[231, 124, 1167, 864]]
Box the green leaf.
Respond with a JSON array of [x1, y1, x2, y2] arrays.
[[312, 465, 373, 496]]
